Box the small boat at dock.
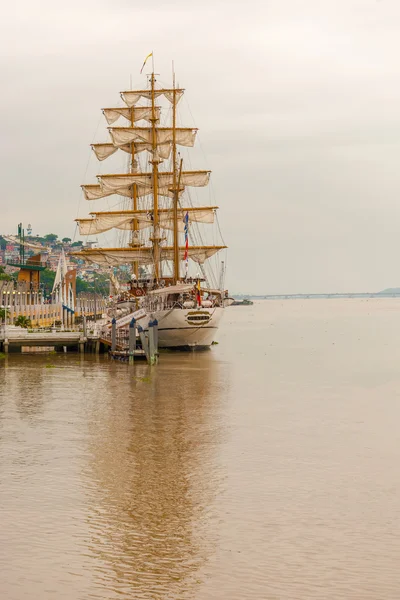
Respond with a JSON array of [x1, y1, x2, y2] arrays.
[[231, 298, 254, 306]]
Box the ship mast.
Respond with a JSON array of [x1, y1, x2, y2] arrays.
[[73, 73, 228, 273], [172, 71, 180, 283], [150, 72, 160, 281], [130, 106, 139, 279]]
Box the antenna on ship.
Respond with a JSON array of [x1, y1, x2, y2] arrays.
[[219, 261, 226, 293]]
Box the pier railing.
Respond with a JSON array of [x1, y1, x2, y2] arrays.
[[0, 282, 107, 328]]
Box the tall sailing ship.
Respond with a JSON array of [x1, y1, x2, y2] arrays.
[[72, 65, 229, 348]]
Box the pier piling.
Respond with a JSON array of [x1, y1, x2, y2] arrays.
[[111, 318, 117, 352], [148, 320, 158, 365], [129, 318, 136, 364], [106, 318, 159, 365], [137, 325, 150, 362], [153, 318, 158, 353]]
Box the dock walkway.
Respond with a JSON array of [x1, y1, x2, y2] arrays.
[[0, 326, 99, 353]]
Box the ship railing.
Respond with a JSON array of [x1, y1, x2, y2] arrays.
[[146, 298, 222, 312]]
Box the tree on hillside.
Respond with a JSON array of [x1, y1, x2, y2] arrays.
[[0, 266, 12, 281], [76, 278, 90, 294], [40, 269, 56, 295], [62, 237, 72, 244], [0, 272, 13, 281], [33, 236, 46, 244], [71, 241, 83, 247], [44, 233, 58, 243], [76, 273, 110, 295], [0, 236, 6, 250]]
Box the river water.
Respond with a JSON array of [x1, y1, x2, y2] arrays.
[[2, 299, 400, 599]]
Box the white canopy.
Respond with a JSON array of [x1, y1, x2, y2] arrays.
[[147, 284, 195, 296]]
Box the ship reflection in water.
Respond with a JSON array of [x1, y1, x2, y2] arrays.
[[82, 355, 226, 598]]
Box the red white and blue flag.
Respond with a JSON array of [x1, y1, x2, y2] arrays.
[[183, 212, 189, 277]]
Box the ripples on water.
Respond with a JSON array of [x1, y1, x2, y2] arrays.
[[2, 299, 400, 599]]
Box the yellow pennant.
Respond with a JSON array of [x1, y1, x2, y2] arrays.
[[140, 52, 153, 74]]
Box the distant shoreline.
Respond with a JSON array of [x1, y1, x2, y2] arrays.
[[233, 291, 400, 300]]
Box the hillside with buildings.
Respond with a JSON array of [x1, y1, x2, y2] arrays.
[[0, 232, 110, 296]]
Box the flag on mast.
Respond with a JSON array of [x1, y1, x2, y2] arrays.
[[140, 52, 153, 74], [196, 278, 201, 306], [183, 212, 189, 277]]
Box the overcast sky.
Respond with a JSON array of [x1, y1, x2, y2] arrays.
[[2, 0, 400, 293]]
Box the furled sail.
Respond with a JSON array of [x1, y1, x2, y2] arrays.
[[82, 184, 115, 201], [162, 246, 225, 264], [98, 171, 210, 196], [76, 207, 217, 235], [82, 183, 162, 201], [81, 184, 132, 201], [102, 106, 160, 125], [71, 247, 154, 266], [109, 127, 197, 148], [91, 141, 171, 162], [120, 89, 184, 107], [91, 144, 119, 161], [71, 244, 225, 266], [77, 216, 137, 235], [159, 207, 216, 231]]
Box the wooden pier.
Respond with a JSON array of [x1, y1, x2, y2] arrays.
[[0, 315, 159, 366], [1, 278, 159, 365], [0, 326, 100, 354]]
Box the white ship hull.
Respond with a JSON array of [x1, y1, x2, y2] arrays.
[[144, 306, 224, 349]]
